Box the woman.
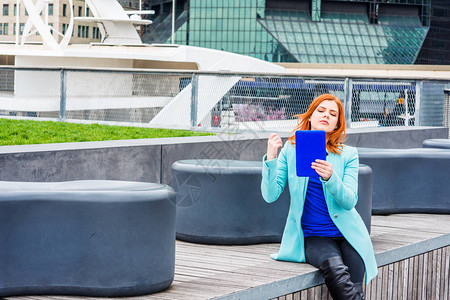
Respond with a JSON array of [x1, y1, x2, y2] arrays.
[[261, 94, 377, 300]]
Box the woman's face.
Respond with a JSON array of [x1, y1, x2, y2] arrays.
[[310, 100, 339, 133]]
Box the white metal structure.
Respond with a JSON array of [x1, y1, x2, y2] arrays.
[[0, 0, 284, 128], [20, 0, 74, 52]]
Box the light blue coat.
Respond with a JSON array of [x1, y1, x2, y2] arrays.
[[261, 142, 378, 284]]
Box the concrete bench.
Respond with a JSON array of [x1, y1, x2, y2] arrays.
[[0, 180, 176, 297], [422, 138, 450, 149], [171, 160, 372, 245], [358, 147, 450, 214]]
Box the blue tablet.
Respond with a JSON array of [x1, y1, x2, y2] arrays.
[[295, 130, 327, 177]]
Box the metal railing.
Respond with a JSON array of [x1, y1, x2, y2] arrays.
[[0, 66, 448, 133]]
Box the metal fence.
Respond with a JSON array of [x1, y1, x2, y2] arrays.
[[0, 66, 448, 133]]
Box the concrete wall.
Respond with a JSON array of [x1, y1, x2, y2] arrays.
[[0, 126, 447, 184]]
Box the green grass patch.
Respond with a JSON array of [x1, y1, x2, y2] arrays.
[[0, 118, 213, 146]]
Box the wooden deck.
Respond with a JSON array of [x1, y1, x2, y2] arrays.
[[4, 213, 450, 300]]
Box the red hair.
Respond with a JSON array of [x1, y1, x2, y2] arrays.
[[288, 94, 347, 155]]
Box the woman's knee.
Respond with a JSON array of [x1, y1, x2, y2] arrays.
[[304, 236, 341, 267]]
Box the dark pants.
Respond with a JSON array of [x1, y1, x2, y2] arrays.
[[304, 236, 365, 284]]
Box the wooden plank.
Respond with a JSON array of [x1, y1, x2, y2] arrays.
[[417, 253, 424, 300], [392, 261, 399, 300], [176, 256, 313, 275], [398, 259, 405, 300], [422, 251, 429, 300], [320, 284, 328, 300], [375, 265, 382, 300], [444, 246, 450, 300], [300, 289, 308, 299], [439, 247, 444, 300], [440, 246, 447, 300], [366, 274, 373, 300], [370, 273, 377, 300], [307, 286, 315, 299], [415, 255, 420, 299], [381, 265, 388, 299], [402, 258, 409, 300], [364, 281, 370, 300], [435, 247, 442, 300], [387, 263, 394, 300], [371, 213, 450, 226], [407, 257, 414, 299], [426, 250, 434, 300], [312, 285, 320, 300], [432, 249, 438, 299]]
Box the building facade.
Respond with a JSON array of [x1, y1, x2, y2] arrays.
[[415, 0, 450, 65], [142, 0, 450, 65]]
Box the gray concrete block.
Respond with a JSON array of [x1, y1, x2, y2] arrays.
[[0, 144, 161, 183], [0, 127, 447, 184]]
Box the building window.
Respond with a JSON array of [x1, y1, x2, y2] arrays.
[[63, 4, 67, 17], [86, 26, 89, 38], [3, 4, 9, 16], [48, 4, 53, 16], [87, 7, 90, 16], [78, 6, 82, 17], [62, 23, 66, 34], [4, 23, 8, 35], [0, 24, 2, 35], [78, 25, 81, 37], [13, 4, 16, 16], [49, 23, 53, 34], [14, 23, 24, 35], [94, 27, 99, 39]]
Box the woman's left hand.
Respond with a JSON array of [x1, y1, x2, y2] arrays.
[[311, 159, 333, 181]]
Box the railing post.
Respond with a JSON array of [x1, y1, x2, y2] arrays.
[[344, 77, 353, 128], [59, 69, 67, 121], [190, 73, 199, 128], [415, 80, 422, 126], [405, 88, 409, 126]]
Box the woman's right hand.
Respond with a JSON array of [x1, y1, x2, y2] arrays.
[[267, 133, 283, 161]]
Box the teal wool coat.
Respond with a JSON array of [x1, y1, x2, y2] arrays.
[[261, 142, 378, 284]]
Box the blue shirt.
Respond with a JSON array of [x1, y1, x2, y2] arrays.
[[301, 176, 342, 237]]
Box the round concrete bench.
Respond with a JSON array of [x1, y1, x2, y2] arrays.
[[358, 147, 450, 214], [0, 180, 176, 297], [356, 164, 373, 233], [422, 139, 450, 149], [171, 160, 372, 245]]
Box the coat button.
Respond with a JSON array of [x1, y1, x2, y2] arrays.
[[334, 214, 338, 218]]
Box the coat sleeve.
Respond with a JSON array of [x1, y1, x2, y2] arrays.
[[322, 146, 359, 210], [261, 143, 288, 203]]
